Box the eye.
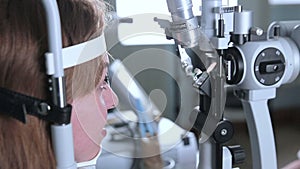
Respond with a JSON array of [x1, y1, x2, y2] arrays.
[[104, 74, 110, 86], [98, 74, 110, 91]]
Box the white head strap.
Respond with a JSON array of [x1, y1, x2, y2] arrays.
[[45, 33, 106, 75]]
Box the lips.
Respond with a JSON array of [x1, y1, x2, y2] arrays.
[[101, 128, 107, 137]]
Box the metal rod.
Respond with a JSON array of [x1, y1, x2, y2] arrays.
[[40, 1, 76, 169]]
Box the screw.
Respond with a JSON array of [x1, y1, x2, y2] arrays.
[[221, 129, 227, 136]]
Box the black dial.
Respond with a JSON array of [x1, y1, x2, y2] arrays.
[[224, 47, 244, 85], [254, 48, 285, 86]]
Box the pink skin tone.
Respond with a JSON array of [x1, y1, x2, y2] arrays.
[[71, 57, 118, 162], [282, 160, 300, 169]]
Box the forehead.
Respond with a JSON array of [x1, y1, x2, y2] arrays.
[[103, 53, 109, 63]]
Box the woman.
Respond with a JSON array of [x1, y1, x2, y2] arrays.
[[0, 0, 117, 168]]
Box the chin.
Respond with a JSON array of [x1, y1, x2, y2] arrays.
[[71, 110, 103, 162]]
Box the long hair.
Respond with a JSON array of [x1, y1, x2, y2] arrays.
[[0, 0, 106, 168]]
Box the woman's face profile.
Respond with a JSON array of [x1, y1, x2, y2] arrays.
[[71, 55, 118, 162]]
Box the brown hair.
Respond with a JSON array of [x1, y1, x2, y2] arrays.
[[0, 0, 106, 168]]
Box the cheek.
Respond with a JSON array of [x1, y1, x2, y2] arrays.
[[71, 90, 108, 162]]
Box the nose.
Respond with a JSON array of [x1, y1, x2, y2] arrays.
[[100, 82, 119, 110]]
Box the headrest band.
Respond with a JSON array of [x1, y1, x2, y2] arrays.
[[45, 34, 107, 75], [0, 87, 72, 124]]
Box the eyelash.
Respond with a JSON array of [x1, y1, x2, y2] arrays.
[[98, 74, 109, 91], [104, 75, 109, 84]]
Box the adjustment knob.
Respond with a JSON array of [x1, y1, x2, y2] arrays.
[[213, 120, 234, 144], [254, 47, 285, 86], [228, 145, 246, 165]]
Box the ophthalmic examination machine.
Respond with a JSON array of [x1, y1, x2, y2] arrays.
[[3, 1, 298, 169], [154, 0, 300, 169]]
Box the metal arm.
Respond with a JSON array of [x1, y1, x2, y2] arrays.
[[237, 89, 277, 169]]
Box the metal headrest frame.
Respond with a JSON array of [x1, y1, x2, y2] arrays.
[[41, 1, 106, 168], [41, 1, 76, 168]]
